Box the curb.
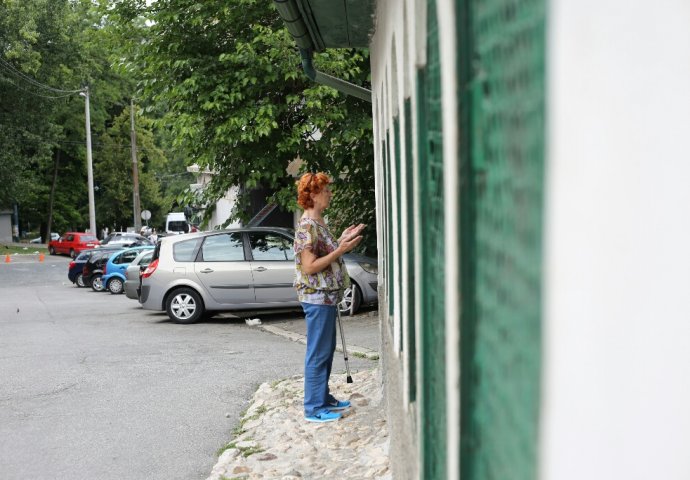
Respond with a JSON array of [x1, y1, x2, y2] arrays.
[[259, 324, 380, 361]]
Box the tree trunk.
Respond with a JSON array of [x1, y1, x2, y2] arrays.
[[46, 149, 60, 242]]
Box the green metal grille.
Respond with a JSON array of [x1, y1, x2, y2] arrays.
[[394, 116, 403, 351], [404, 99, 417, 402], [386, 132, 395, 320], [383, 135, 394, 321], [458, 0, 546, 479], [419, 0, 447, 477]]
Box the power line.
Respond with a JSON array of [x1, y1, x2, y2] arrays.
[[0, 73, 77, 99], [0, 57, 83, 94]]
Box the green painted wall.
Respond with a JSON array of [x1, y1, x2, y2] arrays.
[[419, 0, 447, 477], [404, 99, 417, 402], [457, 0, 546, 479]]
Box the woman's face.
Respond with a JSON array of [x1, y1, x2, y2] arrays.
[[312, 184, 332, 210]]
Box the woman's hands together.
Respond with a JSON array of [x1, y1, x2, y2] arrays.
[[338, 224, 366, 253]]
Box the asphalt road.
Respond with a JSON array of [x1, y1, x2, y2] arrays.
[[0, 253, 375, 480]]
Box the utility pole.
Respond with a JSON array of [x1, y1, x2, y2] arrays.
[[130, 98, 142, 231], [81, 86, 97, 235]]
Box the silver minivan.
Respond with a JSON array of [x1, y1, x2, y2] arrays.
[[139, 227, 378, 323]]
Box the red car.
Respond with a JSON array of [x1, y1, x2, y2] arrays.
[[48, 232, 100, 258]]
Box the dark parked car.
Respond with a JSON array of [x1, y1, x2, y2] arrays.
[[81, 249, 120, 292], [140, 227, 378, 323], [68, 246, 126, 287]]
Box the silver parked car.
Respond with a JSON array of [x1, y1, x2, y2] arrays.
[[139, 227, 378, 324], [124, 249, 154, 300], [29, 232, 60, 244], [99, 232, 153, 248]]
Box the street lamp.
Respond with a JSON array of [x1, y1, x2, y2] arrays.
[[79, 87, 96, 235]]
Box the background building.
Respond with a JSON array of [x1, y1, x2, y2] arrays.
[[0, 209, 13, 243], [187, 164, 294, 230]]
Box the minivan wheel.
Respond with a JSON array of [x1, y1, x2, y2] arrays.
[[339, 282, 361, 316], [166, 288, 203, 324], [108, 277, 124, 294], [91, 274, 104, 292]]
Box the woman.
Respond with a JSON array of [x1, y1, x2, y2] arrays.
[[293, 172, 365, 423]]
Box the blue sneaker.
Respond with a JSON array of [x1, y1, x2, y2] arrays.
[[305, 409, 341, 423], [328, 399, 351, 411]]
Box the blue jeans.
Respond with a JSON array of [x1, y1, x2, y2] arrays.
[[302, 302, 339, 416]]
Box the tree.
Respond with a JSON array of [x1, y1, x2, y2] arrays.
[[0, 0, 188, 238], [95, 106, 167, 230], [110, 0, 377, 255]]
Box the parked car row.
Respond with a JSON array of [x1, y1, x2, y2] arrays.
[[68, 246, 154, 293], [65, 227, 379, 324]]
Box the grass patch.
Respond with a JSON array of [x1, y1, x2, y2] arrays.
[[239, 445, 264, 457], [2, 245, 48, 255], [227, 403, 270, 440], [270, 378, 285, 388], [245, 404, 268, 420], [216, 440, 264, 458], [216, 441, 237, 456]]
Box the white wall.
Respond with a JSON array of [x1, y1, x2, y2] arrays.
[[541, 1, 690, 479], [0, 212, 13, 243], [188, 167, 241, 230], [210, 186, 240, 230]]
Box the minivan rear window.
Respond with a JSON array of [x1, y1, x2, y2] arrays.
[[167, 221, 189, 233], [173, 238, 202, 262]]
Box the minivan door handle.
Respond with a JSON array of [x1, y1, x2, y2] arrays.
[[199, 268, 214, 273], [253, 266, 267, 272]]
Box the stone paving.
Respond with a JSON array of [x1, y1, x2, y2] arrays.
[[206, 368, 390, 480]]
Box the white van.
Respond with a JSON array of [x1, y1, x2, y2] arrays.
[[165, 212, 190, 234]]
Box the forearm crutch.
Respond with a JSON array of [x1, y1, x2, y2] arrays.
[[336, 307, 354, 383]]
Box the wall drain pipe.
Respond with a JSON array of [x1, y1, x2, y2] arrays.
[[299, 48, 371, 102], [274, 0, 372, 103]]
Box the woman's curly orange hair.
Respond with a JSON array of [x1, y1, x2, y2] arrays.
[[296, 172, 331, 209]]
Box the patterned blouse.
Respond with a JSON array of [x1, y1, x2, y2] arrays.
[[293, 217, 350, 305]]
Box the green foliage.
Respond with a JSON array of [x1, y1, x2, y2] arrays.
[[109, 0, 376, 255], [0, 0, 189, 237], [95, 106, 167, 230]]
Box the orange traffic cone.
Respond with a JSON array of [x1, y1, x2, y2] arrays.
[[4, 254, 10, 263], [39, 253, 45, 262]]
